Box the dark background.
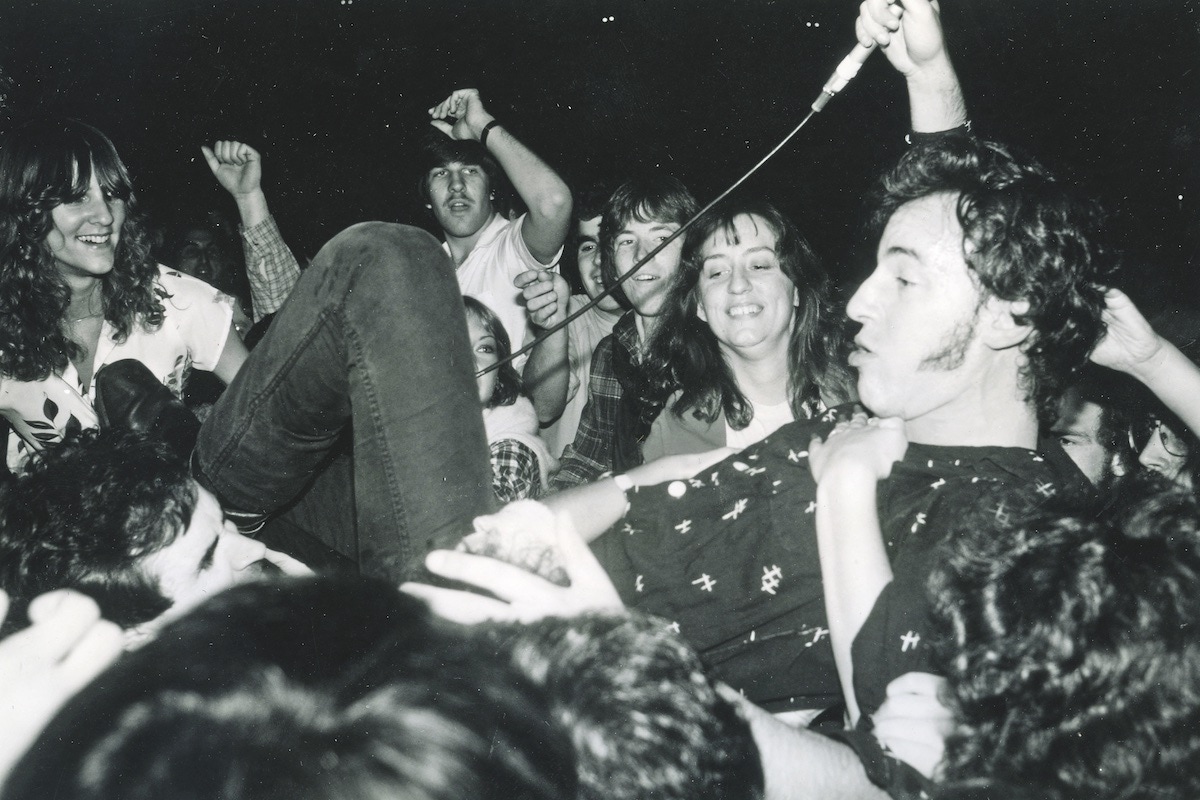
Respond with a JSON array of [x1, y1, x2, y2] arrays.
[[3, 0, 1198, 299]]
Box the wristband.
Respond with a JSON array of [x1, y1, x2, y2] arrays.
[[480, 119, 501, 149], [905, 120, 972, 145]]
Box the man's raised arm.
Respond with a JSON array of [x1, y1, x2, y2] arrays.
[[429, 88, 572, 264]]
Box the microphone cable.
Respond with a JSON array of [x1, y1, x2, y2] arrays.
[[477, 41, 875, 377]]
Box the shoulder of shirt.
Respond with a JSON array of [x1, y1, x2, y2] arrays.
[[476, 213, 522, 250], [154, 264, 218, 294]]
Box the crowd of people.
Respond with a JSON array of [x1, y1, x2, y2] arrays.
[[0, 0, 1198, 798]]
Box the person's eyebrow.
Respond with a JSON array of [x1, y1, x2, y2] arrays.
[[198, 536, 219, 573], [884, 244, 921, 259]]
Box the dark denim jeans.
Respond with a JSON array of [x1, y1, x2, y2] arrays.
[[194, 222, 495, 580]]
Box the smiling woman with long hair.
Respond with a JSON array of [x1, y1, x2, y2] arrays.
[[0, 117, 247, 469], [640, 197, 854, 459]]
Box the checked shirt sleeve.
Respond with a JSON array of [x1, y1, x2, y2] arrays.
[[548, 334, 622, 491], [490, 438, 542, 503], [241, 215, 302, 322]]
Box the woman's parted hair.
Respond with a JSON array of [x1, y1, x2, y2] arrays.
[[0, 117, 163, 382], [644, 197, 854, 429], [870, 137, 1113, 427]]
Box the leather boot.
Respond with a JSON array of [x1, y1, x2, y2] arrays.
[[94, 359, 201, 462]]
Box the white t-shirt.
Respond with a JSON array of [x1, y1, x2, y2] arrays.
[[449, 213, 560, 364], [725, 398, 795, 451], [1, 266, 234, 469]]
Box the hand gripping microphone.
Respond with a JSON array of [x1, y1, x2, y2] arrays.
[[811, 41, 876, 112]]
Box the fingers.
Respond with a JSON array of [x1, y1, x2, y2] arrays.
[[422, 549, 561, 606], [18, 591, 106, 661], [513, 268, 545, 289], [399, 583, 517, 625], [200, 145, 220, 175], [429, 119, 454, 137], [3, 591, 124, 692], [428, 89, 479, 119], [54, 617, 124, 689], [204, 141, 259, 167], [262, 548, 314, 576], [858, 0, 901, 46]]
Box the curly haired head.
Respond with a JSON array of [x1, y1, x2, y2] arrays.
[[487, 611, 762, 800], [0, 428, 196, 630], [870, 137, 1113, 426], [929, 477, 1200, 799], [0, 117, 162, 382], [644, 196, 854, 428]]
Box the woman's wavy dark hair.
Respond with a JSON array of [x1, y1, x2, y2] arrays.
[[0, 117, 162, 382], [644, 197, 854, 429], [870, 137, 1114, 427], [929, 478, 1200, 799], [464, 296, 522, 409]]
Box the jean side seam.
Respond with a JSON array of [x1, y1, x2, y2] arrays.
[[344, 319, 411, 569]]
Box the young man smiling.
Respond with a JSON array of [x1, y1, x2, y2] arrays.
[[549, 174, 699, 489]]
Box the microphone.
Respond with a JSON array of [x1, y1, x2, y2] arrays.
[[811, 41, 876, 112]]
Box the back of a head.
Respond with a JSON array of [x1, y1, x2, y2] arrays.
[[0, 428, 195, 633], [493, 611, 763, 800], [5, 576, 576, 800], [871, 136, 1113, 426], [930, 478, 1200, 799]]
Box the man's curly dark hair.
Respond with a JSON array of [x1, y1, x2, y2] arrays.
[[0, 428, 196, 631], [929, 477, 1200, 799], [0, 117, 163, 382], [644, 196, 855, 429], [871, 137, 1113, 426], [486, 611, 763, 800]]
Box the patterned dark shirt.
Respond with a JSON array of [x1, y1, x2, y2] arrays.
[[593, 404, 1078, 714], [549, 311, 640, 490]]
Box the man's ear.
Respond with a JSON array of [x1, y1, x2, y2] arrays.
[[1111, 451, 1129, 478], [982, 297, 1032, 350]]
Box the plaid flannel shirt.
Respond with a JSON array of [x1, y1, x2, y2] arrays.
[[490, 438, 542, 502], [548, 311, 640, 491], [241, 215, 302, 322]]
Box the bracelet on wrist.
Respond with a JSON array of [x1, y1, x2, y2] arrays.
[[905, 120, 972, 146], [480, 119, 501, 149]]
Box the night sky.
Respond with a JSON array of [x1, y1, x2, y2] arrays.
[[4, 0, 1198, 300]]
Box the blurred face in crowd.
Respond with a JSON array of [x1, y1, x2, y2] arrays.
[[175, 227, 231, 286], [428, 161, 494, 240], [1051, 386, 1125, 487], [1138, 416, 1192, 489], [577, 216, 622, 312]]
